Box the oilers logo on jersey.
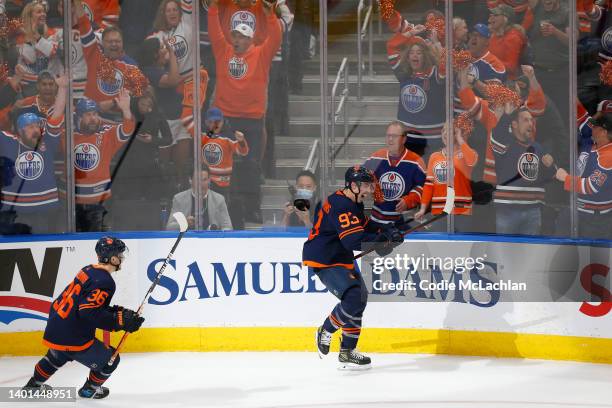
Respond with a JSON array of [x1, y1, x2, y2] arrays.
[[517, 152, 539, 181], [379, 171, 405, 201], [231, 11, 257, 31], [15, 151, 44, 181], [26, 55, 51, 75], [203, 143, 223, 166], [74, 143, 101, 172], [602, 27, 612, 54], [401, 84, 427, 113], [229, 57, 248, 79], [169, 35, 189, 61], [97, 68, 124, 96], [433, 160, 448, 184]]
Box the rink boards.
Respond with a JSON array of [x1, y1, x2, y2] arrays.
[[1, 232, 611, 363]]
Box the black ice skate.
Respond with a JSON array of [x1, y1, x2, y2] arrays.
[[78, 379, 109, 399], [338, 348, 371, 370], [316, 326, 332, 358], [22, 377, 52, 392]]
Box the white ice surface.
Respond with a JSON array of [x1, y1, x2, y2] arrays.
[[1, 352, 612, 408]]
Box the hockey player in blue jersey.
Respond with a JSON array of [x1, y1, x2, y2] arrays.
[[303, 166, 403, 369], [23, 237, 144, 399]]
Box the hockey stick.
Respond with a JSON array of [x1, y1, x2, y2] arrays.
[[107, 211, 189, 365], [354, 187, 455, 260]]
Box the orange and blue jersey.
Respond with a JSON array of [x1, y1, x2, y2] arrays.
[[364, 148, 426, 224], [201, 130, 249, 188], [303, 191, 379, 270], [73, 118, 134, 204], [564, 143, 612, 215], [0, 115, 63, 212], [43, 264, 118, 352]]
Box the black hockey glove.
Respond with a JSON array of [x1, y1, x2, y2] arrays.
[[373, 227, 403, 257], [115, 307, 145, 333]]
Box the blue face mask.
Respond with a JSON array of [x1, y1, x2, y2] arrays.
[[295, 188, 314, 200]]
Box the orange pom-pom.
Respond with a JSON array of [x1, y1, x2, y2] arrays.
[[600, 60, 612, 86], [96, 55, 116, 84], [379, 0, 395, 22], [0, 63, 8, 85], [0, 17, 23, 40], [425, 14, 445, 43], [438, 48, 475, 76], [485, 83, 521, 109], [454, 113, 474, 136], [123, 65, 149, 97]]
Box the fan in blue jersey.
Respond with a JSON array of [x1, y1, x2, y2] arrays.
[[364, 120, 426, 230], [387, 30, 446, 160], [23, 237, 145, 399], [0, 73, 67, 234], [303, 165, 403, 370]]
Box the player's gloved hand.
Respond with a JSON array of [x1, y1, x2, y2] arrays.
[[116, 308, 145, 333], [382, 227, 404, 245]]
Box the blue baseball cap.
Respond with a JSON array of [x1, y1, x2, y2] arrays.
[[472, 23, 491, 38], [206, 107, 224, 121]]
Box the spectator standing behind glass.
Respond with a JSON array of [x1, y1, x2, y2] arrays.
[[386, 29, 445, 160], [166, 163, 232, 230], [110, 89, 174, 230], [488, 4, 528, 80], [201, 106, 248, 199], [282, 169, 316, 228], [16, 1, 63, 96], [72, 91, 134, 232], [364, 121, 426, 230], [527, 0, 569, 122], [466, 23, 507, 96], [13, 70, 57, 124], [555, 114, 612, 240], [208, 0, 282, 224], [0, 72, 67, 234], [415, 125, 478, 232], [77, 2, 143, 115]]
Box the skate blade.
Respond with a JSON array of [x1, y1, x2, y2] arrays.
[[337, 362, 372, 371]]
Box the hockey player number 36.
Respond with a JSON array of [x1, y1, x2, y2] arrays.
[[338, 212, 360, 228], [52, 281, 82, 319]]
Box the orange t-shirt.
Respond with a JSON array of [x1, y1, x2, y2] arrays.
[[422, 143, 478, 215], [208, 5, 281, 119]]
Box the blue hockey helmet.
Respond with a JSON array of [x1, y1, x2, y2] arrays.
[[95, 236, 127, 264], [16, 112, 42, 133], [344, 165, 375, 188]]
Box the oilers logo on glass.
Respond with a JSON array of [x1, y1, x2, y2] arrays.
[[97, 68, 124, 96], [74, 143, 101, 172], [401, 84, 427, 113], [15, 151, 44, 180], [203, 143, 223, 166], [168, 35, 189, 61], [231, 11, 256, 31], [229, 57, 248, 79], [517, 152, 539, 181], [433, 160, 448, 184], [379, 171, 405, 201]]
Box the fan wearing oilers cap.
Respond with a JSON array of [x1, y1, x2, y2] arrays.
[[0, 72, 67, 234], [72, 90, 134, 232], [303, 166, 404, 370], [23, 236, 144, 399]]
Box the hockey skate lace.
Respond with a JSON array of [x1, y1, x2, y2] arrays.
[[349, 349, 367, 361], [320, 329, 332, 346]]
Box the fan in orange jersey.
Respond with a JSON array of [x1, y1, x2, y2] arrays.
[[415, 125, 479, 232], [72, 91, 134, 232]]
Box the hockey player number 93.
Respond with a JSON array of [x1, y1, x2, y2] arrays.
[[338, 212, 360, 228], [52, 281, 82, 319]]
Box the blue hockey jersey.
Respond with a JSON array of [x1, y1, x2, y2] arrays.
[[0, 117, 63, 212], [490, 121, 555, 206], [43, 265, 118, 352], [364, 148, 426, 224], [303, 190, 379, 269], [387, 33, 446, 140]]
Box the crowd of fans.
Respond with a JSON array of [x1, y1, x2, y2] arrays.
[[0, 0, 313, 233], [0, 0, 609, 239]]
